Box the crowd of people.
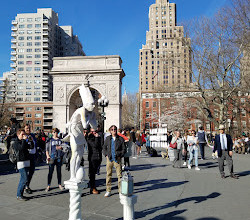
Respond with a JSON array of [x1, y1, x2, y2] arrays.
[[2, 118, 249, 201], [166, 125, 249, 179]]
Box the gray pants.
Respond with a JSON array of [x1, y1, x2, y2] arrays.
[[218, 150, 233, 175], [173, 149, 182, 168]]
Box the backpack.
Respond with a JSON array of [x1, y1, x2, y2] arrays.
[[9, 141, 18, 164], [149, 147, 158, 157]]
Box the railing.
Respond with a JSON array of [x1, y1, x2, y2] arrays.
[[44, 109, 53, 113]]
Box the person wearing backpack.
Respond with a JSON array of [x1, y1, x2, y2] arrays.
[[197, 126, 208, 160], [12, 128, 34, 201]]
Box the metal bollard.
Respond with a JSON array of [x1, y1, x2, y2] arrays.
[[119, 172, 137, 220]]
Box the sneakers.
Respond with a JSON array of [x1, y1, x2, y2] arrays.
[[122, 165, 125, 170], [104, 191, 111, 197], [188, 165, 191, 169], [195, 167, 200, 171], [45, 186, 50, 192], [183, 162, 187, 166], [59, 185, 64, 191], [17, 196, 29, 201]]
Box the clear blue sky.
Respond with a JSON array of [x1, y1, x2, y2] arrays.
[[0, 0, 228, 94]]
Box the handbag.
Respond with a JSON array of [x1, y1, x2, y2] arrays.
[[169, 142, 177, 149], [46, 158, 54, 165]]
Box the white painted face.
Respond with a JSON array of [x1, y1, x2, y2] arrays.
[[79, 84, 95, 111]]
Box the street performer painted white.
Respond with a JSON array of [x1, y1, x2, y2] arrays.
[[63, 84, 97, 183]]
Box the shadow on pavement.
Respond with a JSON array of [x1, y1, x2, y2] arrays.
[[133, 192, 220, 219], [134, 179, 188, 194], [236, 170, 250, 177], [198, 162, 218, 169], [196, 218, 222, 220], [130, 164, 168, 172], [150, 209, 187, 220], [169, 192, 221, 208], [28, 188, 69, 199]]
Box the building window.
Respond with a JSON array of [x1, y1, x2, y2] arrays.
[[35, 24, 41, 28], [26, 67, 32, 71], [26, 92, 32, 96], [26, 54, 32, 58], [26, 61, 32, 65], [34, 67, 41, 71], [34, 91, 40, 95], [26, 114, 32, 118], [19, 25, 25, 28], [26, 107, 32, 111], [145, 101, 149, 108], [35, 17, 41, 22], [153, 102, 157, 108], [146, 111, 150, 118], [35, 42, 41, 46], [35, 107, 42, 111], [27, 24, 32, 28], [27, 30, 32, 34], [35, 120, 41, 124], [35, 114, 42, 118], [34, 97, 40, 102], [35, 54, 41, 58], [27, 49, 32, 52]]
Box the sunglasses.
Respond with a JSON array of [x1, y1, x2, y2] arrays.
[[111, 129, 117, 131]]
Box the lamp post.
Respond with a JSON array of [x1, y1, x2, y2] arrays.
[[98, 96, 109, 132]]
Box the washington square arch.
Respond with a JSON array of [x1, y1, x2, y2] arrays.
[[50, 55, 125, 133]]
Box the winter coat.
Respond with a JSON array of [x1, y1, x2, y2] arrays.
[[102, 135, 126, 160], [87, 134, 102, 162], [11, 138, 33, 162]]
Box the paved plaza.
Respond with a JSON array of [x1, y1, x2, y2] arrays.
[[0, 147, 249, 220]]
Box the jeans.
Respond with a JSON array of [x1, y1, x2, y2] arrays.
[[47, 159, 62, 186], [17, 167, 29, 197], [199, 143, 206, 159], [26, 154, 36, 188], [189, 149, 199, 167]]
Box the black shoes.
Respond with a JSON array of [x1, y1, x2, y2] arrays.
[[25, 188, 33, 194], [17, 196, 29, 201]]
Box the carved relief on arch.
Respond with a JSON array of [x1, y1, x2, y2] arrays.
[[90, 83, 107, 97], [66, 84, 81, 105]]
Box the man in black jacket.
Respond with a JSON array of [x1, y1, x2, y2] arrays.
[[103, 125, 126, 197], [12, 128, 34, 201], [87, 128, 102, 194]]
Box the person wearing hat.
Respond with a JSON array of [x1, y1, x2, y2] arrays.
[[213, 125, 238, 179]]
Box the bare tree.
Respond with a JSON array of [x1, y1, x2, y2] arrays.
[[0, 78, 15, 130], [183, 0, 250, 131], [122, 92, 138, 129]]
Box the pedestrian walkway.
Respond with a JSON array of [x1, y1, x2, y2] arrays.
[[0, 147, 249, 220]]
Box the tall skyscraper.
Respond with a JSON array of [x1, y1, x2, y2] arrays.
[[139, 0, 191, 93], [139, 0, 192, 129], [6, 8, 84, 131]]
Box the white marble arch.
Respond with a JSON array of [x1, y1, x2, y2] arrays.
[[50, 55, 125, 133]]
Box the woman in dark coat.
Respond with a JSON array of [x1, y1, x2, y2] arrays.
[[87, 128, 102, 194]]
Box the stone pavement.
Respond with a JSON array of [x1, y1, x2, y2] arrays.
[[0, 147, 249, 220]]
